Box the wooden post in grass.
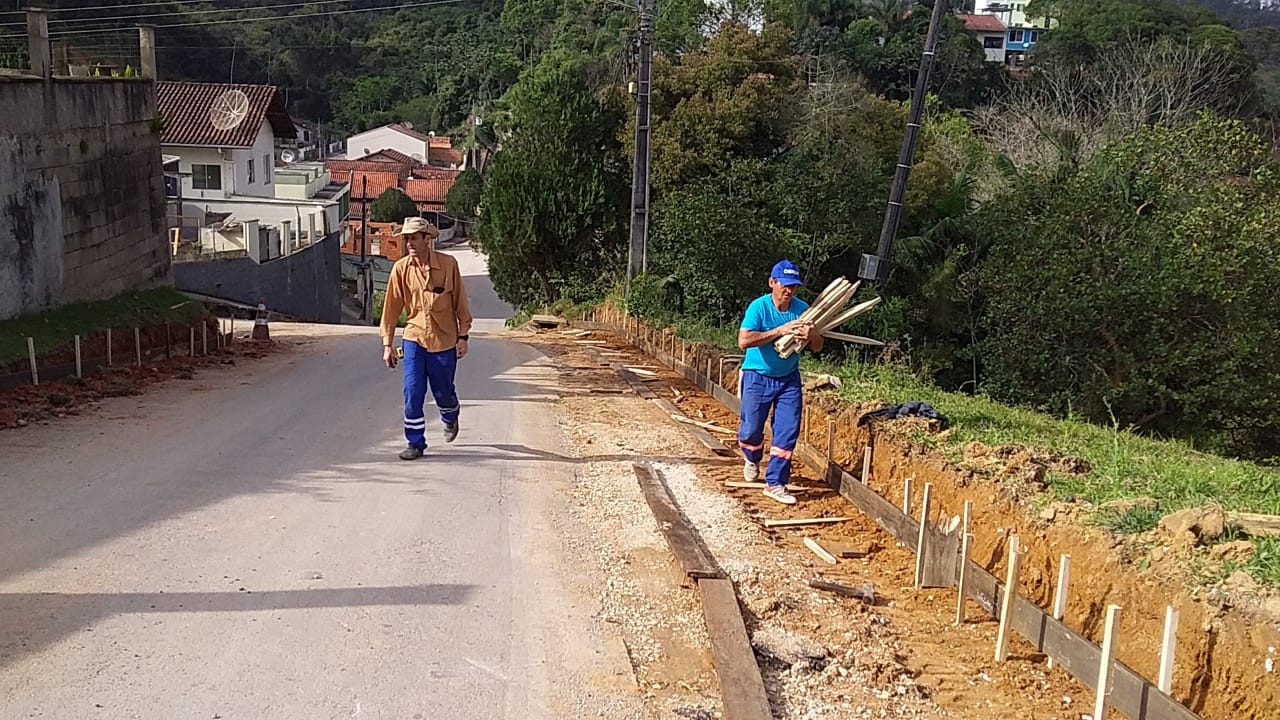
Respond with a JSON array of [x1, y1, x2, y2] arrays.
[[1158, 605, 1179, 693], [719, 357, 727, 387], [1048, 554, 1072, 669], [189, 327, 195, 356], [134, 327, 142, 366], [955, 500, 973, 625], [202, 323, 208, 355], [27, 337, 38, 385], [913, 483, 933, 589], [74, 335, 82, 377], [106, 328, 113, 366], [994, 535, 1024, 662], [1095, 605, 1123, 720], [903, 477, 913, 514]]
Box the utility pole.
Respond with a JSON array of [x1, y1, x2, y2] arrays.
[[859, 0, 950, 290], [627, 0, 655, 293], [360, 175, 371, 324]]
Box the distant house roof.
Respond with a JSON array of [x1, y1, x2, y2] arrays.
[[428, 145, 465, 168], [364, 148, 420, 165], [157, 81, 295, 148], [388, 123, 431, 142], [338, 171, 401, 200], [958, 13, 1007, 33], [325, 159, 413, 180], [405, 178, 453, 204], [411, 167, 460, 181]]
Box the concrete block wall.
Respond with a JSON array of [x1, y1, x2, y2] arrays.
[[0, 78, 171, 320]]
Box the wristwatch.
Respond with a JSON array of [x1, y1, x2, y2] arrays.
[[459, 335, 469, 341]]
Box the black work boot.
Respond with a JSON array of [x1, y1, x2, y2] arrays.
[[443, 421, 459, 444], [399, 445, 425, 460]]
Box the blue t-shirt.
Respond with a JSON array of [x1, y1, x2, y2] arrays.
[[740, 294, 809, 377]]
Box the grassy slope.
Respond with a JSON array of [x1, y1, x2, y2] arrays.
[[0, 287, 207, 366]]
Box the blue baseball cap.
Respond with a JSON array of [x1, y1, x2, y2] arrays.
[[770, 259, 803, 286]]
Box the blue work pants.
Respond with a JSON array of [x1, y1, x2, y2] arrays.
[[402, 340, 460, 449], [737, 369, 803, 487]]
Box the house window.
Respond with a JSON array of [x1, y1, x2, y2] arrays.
[[983, 35, 1004, 49], [1009, 29, 1025, 43], [264, 154, 272, 184], [248, 158, 255, 184], [191, 164, 222, 190]]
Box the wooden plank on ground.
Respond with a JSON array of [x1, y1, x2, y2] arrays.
[[698, 577, 774, 720], [632, 463, 721, 579], [763, 517, 850, 528], [804, 537, 838, 564], [794, 443, 920, 551]]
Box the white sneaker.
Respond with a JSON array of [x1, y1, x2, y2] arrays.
[[743, 460, 760, 482], [762, 485, 797, 505]]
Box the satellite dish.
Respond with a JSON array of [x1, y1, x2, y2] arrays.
[[412, 153, 424, 161], [280, 149, 297, 164], [402, 121, 414, 130], [209, 89, 250, 131]]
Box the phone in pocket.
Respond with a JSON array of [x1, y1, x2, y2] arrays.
[[395, 346, 404, 360]]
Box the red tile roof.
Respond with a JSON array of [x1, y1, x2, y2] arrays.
[[366, 148, 420, 165], [326, 159, 412, 179], [157, 81, 295, 148], [411, 167, 460, 181], [339, 171, 401, 200], [405, 178, 453, 204], [428, 146, 465, 168], [957, 13, 1007, 33]]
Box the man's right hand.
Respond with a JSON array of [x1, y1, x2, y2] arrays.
[[383, 345, 397, 369], [779, 320, 812, 340]]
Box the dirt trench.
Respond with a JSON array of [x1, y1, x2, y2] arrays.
[[602, 308, 1280, 720]]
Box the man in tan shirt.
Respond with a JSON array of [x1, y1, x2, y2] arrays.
[[379, 217, 474, 460]]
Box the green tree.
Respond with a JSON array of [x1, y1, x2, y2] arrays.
[[445, 168, 484, 219], [369, 188, 419, 223], [978, 114, 1280, 459], [475, 50, 628, 307]]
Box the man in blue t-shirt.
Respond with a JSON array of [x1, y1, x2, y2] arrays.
[[737, 259, 823, 505]]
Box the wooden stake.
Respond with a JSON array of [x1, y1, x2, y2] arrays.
[[994, 535, 1024, 662], [955, 500, 973, 625], [27, 337, 38, 385], [861, 446, 872, 484], [74, 335, 82, 377], [913, 483, 933, 589], [1048, 554, 1072, 669], [1158, 605, 1178, 694], [106, 328, 113, 366], [190, 327, 196, 356], [1095, 605, 1123, 720], [803, 537, 838, 565], [202, 323, 208, 355], [134, 327, 142, 366], [903, 477, 913, 514], [229, 315, 234, 342], [718, 357, 726, 387], [826, 419, 836, 461], [763, 517, 849, 528]]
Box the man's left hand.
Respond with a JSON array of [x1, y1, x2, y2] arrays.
[[456, 339, 469, 360]]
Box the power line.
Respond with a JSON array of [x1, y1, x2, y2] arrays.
[[3, 0, 223, 14], [0, 0, 408, 29], [44, 0, 473, 36]]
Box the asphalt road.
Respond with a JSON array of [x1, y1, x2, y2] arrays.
[[0, 247, 643, 719]]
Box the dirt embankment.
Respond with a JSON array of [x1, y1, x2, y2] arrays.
[[625, 314, 1279, 720]]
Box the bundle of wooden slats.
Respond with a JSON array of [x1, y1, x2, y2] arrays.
[[774, 276, 884, 359]]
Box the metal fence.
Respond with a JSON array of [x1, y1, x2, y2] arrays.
[[0, 11, 145, 78]]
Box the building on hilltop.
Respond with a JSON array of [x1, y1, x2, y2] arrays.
[[342, 123, 466, 170]]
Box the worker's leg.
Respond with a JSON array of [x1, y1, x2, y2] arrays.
[[401, 339, 429, 450], [738, 370, 779, 470], [424, 346, 460, 430], [764, 371, 803, 488]]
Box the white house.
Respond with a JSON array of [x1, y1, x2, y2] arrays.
[[342, 123, 465, 169], [158, 81, 350, 256], [957, 13, 1008, 63]]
